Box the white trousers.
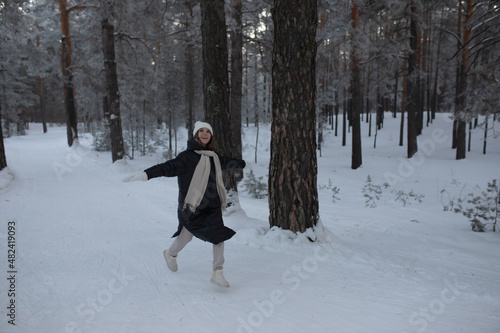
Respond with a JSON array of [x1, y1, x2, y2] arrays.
[[168, 227, 225, 271]]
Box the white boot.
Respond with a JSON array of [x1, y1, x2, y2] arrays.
[[163, 250, 178, 272], [211, 269, 230, 288]]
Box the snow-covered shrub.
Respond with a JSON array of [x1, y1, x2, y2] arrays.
[[319, 179, 340, 203], [362, 175, 382, 208], [453, 180, 499, 232], [392, 189, 425, 207], [440, 182, 467, 212], [362, 175, 423, 208], [243, 170, 268, 199]]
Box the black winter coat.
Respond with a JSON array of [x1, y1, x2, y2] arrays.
[[144, 137, 246, 244]]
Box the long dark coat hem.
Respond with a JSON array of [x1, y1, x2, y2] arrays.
[[173, 206, 236, 245]]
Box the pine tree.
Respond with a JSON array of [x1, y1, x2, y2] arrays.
[[455, 0, 474, 160], [350, 1, 362, 169], [0, 107, 7, 171], [200, 0, 238, 194], [406, 1, 419, 158], [269, 0, 319, 233], [58, 0, 85, 147], [229, 0, 244, 184], [101, 1, 125, 163]]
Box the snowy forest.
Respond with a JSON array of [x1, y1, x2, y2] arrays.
[[1, 0, 499, 231], [1, 2, 500, 332]]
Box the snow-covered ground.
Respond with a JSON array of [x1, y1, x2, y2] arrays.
[[0, 113, 499, 333]]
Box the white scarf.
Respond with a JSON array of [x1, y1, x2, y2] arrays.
[[183, 150, 227, 213]]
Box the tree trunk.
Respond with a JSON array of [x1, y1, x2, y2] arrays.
[[142, 99, 146, 156], [102, 18, 125, 163], [200, 0, 237, 193], [230, 0, 243, 183], [400, 53, 407, 147], [38, 76, 47, 134], [342, 54, 347, 147], [185, 42, 195, 136], [415, 11, 423, 136], [334, 91, 339, 136], [455, 0, 474, 160], [269, 0, 319, 233], [406, 3, 419, 158], [483, 114, 488, 154], [425, 15, 432, 126], [468, 121, 472, 152], [452, 1, 463, 150], [0, 104, 7, 171], [37, 35, 47, 133], [334, 51, 339, 135], [393, 70, 398, 118], [58, 0, 78, 147], [432, 10, 445, 121], [422, 11, 430, 128], [183, 2, 196, 137], [351, 1, 362, 169]]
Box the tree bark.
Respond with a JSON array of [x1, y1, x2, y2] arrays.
[[38, 75, 47, 134], [406, 3, 419, 158], [351, 1, 362, 169], [0, 103, 7, 170], [455, 0, 474, 160], [102, 18, 125, 163], [37, 35, 47, 133], [229, 0, 243, 183], [185, 42, 195, 137], [400, 51, 408, 147], [200, 0, 237, 193], [184, 4, 196, 137], [58, 0, 79, 147], [483, 114, 488, 154], [342, 54, 347, 147], [452, 1, 462, 150], [432, 10, 445, 120], [269, 0, 319, 233], [416, 11, 423, 136]]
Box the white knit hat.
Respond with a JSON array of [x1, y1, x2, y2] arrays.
[[193, 121, 213, 136]]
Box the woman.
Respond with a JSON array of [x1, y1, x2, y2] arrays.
[[124, 121, 246, 288]]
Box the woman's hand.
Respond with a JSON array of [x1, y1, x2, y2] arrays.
[[122, 172, 148, 182]]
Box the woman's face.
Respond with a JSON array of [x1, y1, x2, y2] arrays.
[[197, 127, 212, 146]]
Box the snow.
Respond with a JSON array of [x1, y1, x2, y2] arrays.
[[1, 114, 499, 333]]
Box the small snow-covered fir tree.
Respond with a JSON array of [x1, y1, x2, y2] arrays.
[[243, 170, 268, 199]]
